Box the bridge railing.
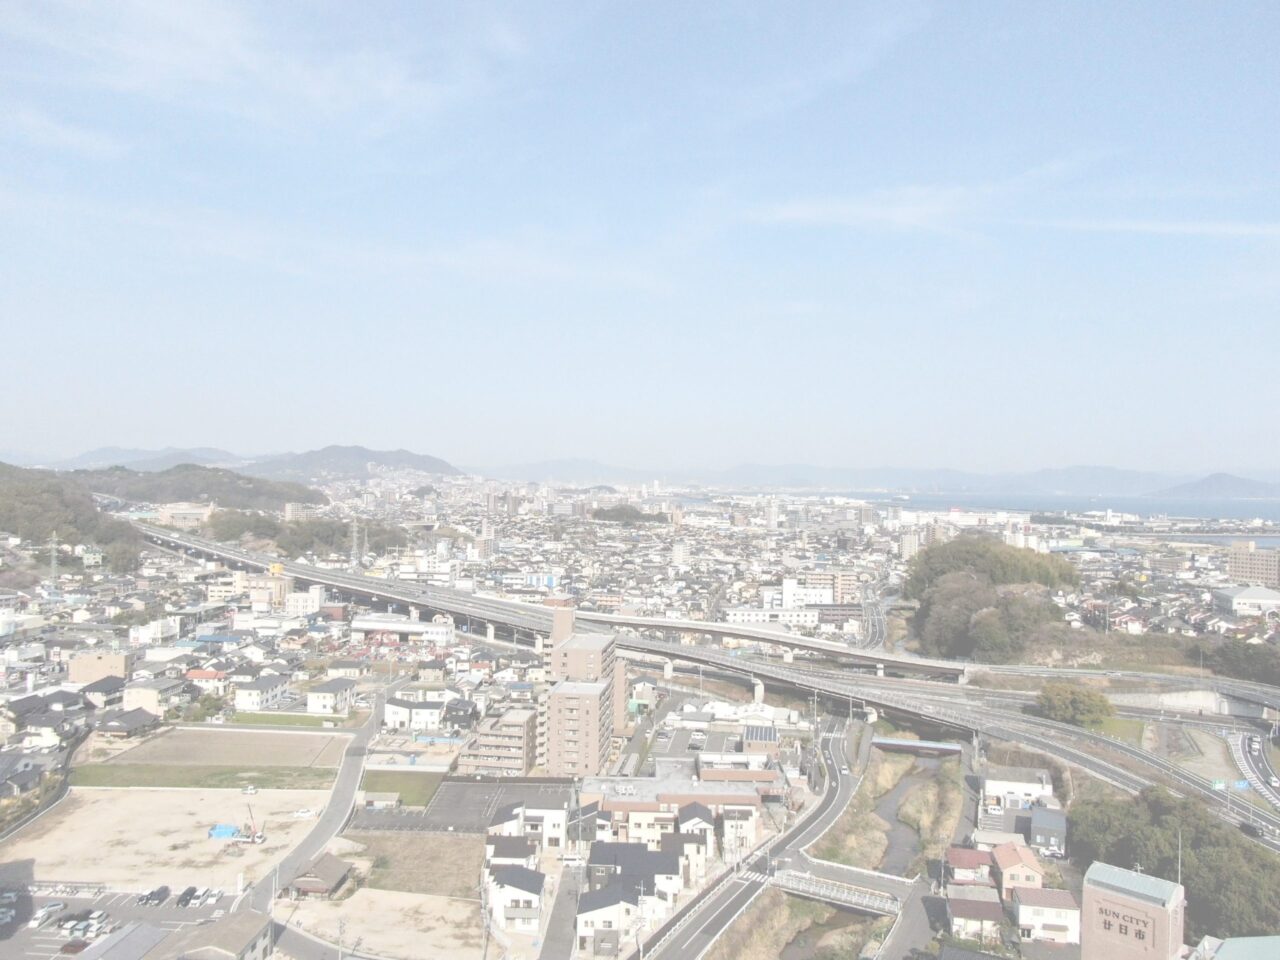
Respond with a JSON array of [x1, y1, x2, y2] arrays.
[[770, 869, 900, 915]]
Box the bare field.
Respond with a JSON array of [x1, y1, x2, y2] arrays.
[[106, 728, 349, 767], [0, 787, 328, 889], [281, 888, 483, 960], [345, 831, 484, 898]]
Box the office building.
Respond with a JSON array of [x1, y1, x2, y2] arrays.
[[1082, 861, 1185, 960], [1227, 542, 1280, 588]]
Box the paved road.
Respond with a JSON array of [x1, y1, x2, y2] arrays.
[[240, 681, 401, 915], [538, 862, 581, 960], [1237, 734, 1280, 809], [644, 719, 872, 960]]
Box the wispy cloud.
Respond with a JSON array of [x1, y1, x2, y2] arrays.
[[0, 1, 522, 130], [2, 107, 127, 159], [709, 4, 932, 129], [1030, 218, 1280, 238], [756, 183, 990, 235], [0, 183, 669, 295]]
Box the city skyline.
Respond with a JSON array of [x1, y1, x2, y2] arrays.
[[3, 2, 1279, 470]]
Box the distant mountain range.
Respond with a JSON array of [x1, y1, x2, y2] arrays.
[[472, 461, 1280, 500], [33, 445, 461, 482], [40, 446, 244, 471], [475, 461, 1195, 495], [242, 446, 460, 482], [1154, 472, 1280, 500], [20, 447, 1280, 500]]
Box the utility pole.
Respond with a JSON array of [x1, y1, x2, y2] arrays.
[[48, 532, 58, 595]]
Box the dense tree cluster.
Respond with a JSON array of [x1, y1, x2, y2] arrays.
[[1070, 788, 1280, 940], [1199, 641, 1280, 688], [1036, 682, 1114, 726], [0, 462, 140, 572], [903, 534, 1078, 599], [591, 504, 668, 524], [913, 572, 1063, 661], [207, 510, 407, 557], [79, 464, 325, 510]]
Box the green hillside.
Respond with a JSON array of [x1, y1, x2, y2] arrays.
[[75, 463, 326, 510]]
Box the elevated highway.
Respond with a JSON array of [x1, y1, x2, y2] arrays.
[[134, 524, 963, 678], [136, 523, 1280, 844]]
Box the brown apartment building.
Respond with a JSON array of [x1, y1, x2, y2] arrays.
[[544, 610, 628, 778], [1228, 542, 1280, 588]]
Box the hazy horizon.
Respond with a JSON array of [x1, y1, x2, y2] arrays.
[[3, 3, 1278, 472]]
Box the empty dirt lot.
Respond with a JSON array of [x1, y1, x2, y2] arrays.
[[0, 787, 329, 889], [105, 728, 349, 767], [344, 831, 484, 898], [282, 888, 483, 960]]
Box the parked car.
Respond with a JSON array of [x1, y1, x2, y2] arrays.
[[60, 941, 89, 955], [176, 887, 198, 908]]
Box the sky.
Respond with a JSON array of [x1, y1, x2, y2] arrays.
[[2, 1, 1278, 475]]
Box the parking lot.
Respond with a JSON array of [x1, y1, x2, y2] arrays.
[[350, 780, 574, 834], [0, 888, 225, 959]]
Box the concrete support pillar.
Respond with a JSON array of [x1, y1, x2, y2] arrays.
[[409, 606, 420, 622], [486, 623, 495, 641], [782, 649, 794, 664], [662, 659, 674, 680], [753, 679, 765, 704], [875, 663, 885, 677]]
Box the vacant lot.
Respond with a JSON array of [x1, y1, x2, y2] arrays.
[[345, 831, 484, 898], [0, 787, 327, 889], [360, 771, 444, 808], [72, 764, 335, 790], [282, 888, 482, 960], [107, 728, 348, 767]]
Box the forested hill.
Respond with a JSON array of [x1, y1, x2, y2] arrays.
[[0, 462, 139, 570], [74, 464, 326, 510], [903, 534, 1078, 599], [905, 535, 1081, 663]]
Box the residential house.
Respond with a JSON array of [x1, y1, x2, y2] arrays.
[[946, 846, 994, 885], [992, 842, 1044, 902], [288, 853, 351, 900], [123, 677, 188, 716], [983, 765, 1054, 811], [946, 884, 1004, 944], [1028, 807, 1067, 857], [383, 697, 445, 731], [95, 707, 160, 739], [1012, 886, 1080, 944], [576, 881, 640, 955], [486, 865, 545, 935], [234, 676, 289, 712], [186, 668, 229, 696], [80, 675, 126, 710], [327, 659, 368, 679], [486, 836, 538, 869], [307, 678, 357, 716]]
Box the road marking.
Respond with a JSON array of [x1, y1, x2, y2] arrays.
[[673, 876, 759, 952]]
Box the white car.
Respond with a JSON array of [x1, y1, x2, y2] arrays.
[[1269, 776, 1279, 789]]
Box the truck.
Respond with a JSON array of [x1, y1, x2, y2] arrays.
[[231, 804, 266, 844]]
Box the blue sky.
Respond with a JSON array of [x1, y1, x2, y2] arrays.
[[2, 1, 1278, 473]]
